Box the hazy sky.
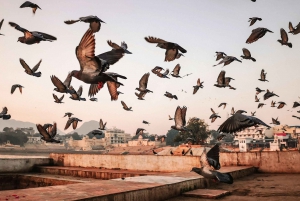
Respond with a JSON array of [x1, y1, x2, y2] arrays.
[[1, 0, 300, 136]]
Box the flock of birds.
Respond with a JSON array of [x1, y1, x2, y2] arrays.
[[1, 0, 300, 185]]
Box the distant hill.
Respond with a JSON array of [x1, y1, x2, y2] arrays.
[[68, 120, 99, 135], [0, 119, 66, 135]]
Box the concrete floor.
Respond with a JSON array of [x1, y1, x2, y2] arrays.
[[166, 173, 300, 201]]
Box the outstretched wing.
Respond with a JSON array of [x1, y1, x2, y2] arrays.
[[64, 118, 73, 130], [9, 22, 28, 33], [11, 85, 18, 94], [139, 73, 149, 90], [121, 101, 128, 109], [242, 48, 251, 57], [36, 124, 51, 140], [77, 86, 83, 97], [50, 122, 57, 138], [96, 49, 124, 65], [20, 58, 33, 74], [280, 28, 288, 42], [51, 75, 66, 91], [107, 40, 121, 50], [206, 144, 220, 170], [144, 36, 167, 44], [174, 106, 183, 127], [0, 19, 4, 30], [0, 107, 8, 114], [52, 94, 59, 102], [31, 59, 42, 72], [181, 106, 187, 126], [217, 71, 225, 85], [107, 79, 119, 101]]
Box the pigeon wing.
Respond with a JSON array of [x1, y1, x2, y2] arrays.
[[77, 86, 83, 97], [11, 85, 17, 94], [9, 22, 28, 33], [51, 75, 66, 91], [144, 36, 167, 44], [97, 49, 124, 65], [121, 101, 128, 109], [36, 124, 51, 140], [0, 19, 3, 30], [174, 106, 183, 127], [242, 48, 251, 57], [64, 118, 73, 130], [206, 144, 220, 170], [107, 81, 118, 101], [20, 59, 33, 74], [280, 28, 288, 43], [0, 107, 8, 114], [31, 59, 42, 72], [53, 94, 60, 102], [72, 120, 78, 130], [181, 106, 187, 126], [217, 71, 225, 85], [107, 40, 122, 50], [50, 122, 57, 138], [212, 172, 233, 184], [139, 73, 149, 90], [173, 64, 181, 75]]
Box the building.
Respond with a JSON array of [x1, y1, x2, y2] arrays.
[[104, 128, 131, 144], [127, 134, 166, 147], [27, 137, 42, 144], [67, 135, 109, 151]]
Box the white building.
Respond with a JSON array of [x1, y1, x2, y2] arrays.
[[67, 135, 109, 151], [104, 128, 132, 144]]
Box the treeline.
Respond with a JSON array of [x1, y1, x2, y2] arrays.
[[0, 130, 28, 146]]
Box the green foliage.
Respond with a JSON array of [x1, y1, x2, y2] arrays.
[[132, 133, 155, 140], [86, 131, 105, 139], [0, 130, 28, 146], [64, 132, 82, 140], [166, 129, 179, 146]]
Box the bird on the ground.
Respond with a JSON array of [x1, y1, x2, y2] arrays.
[[92, 130, 104, 136], [53, 94, 64, 104], [136, 73, 153, 93], [214, 71, 226, 88], [246, 27, 273, 44], [169, 115, 174, 120], [231, 107, 235, 115], [71, 29, 126, 97], [63, 112, 73, 118], [289, 21, 300, 35], [64, 117, 82, 130], [36, 122, 60, 143], [105, 40, 132, 54], [292, 115, 300, 120], [251, 111, 256, 116], [241, 48, 256, 62], [210, 108, 221, 123], [182, 149, 185, 155], [215, 52, 227, 61], [255, 95, 260, 102], [51, 74, 74, 94], [218, 103, 227, 109], [144, 36, 187, 62], [171, 64, 182, 78], [225, 77, 235, 88], [136, 128, 145, 135], [143, 120, 150, 125], [270, 117, 280, 125], [11, 84, 24, 94], [217, 110, 270, 133], [278, 28, 292, 48], [20, 1, 41, 14], [0, 19, 4, 36], [193, 78, 204, 94], [171, 106, 189, 131], [271, 100, 276, 107], [9, 22, 56, 44], [121, 101, 132, 111], [69, 86, 86, 101], [277, 102, 286, 109], [258, 69, 268, 82], [164, 91, 178, 100], [258, 103, 265, 109], [191, 144, 233, 184], [99, 119, 106, 130], [135, 91, 146, 100], [293, 102, 300, 108], [90, 98, 97, 102], [256, 87, 265, 95], [248, 17, 262, 26], [213, 56, 242, 67], [64, 15, 105, 33], [264, 89, 279, 100], [19, 58, 42, 77], [0, 107, 11, 120]]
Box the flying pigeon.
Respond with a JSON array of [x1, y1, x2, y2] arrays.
[[278, 28, 292, 48], [277, 102, 286, 109], [90, 98, 97, 102], [142, 120, 150, 125], [251, 111, 256, 116], [289, 21, 300, 35], [248, 17, 262, 26], [121, 101, 132, 111], [213, 56, 242, 67], [9, 22, 56, 44], [136, 73, 153, 93], [99, 119, 107, 130], [231, 107, 235, 115], [270, 117, 280, 125], [136, 128, 145, 135], [64, 15, 105, 33], [0, 19, 4, 36], [69, 86, 86, 101], [92, 130, 104, 135], [258, 69, 268, 82], [225, 77, 235, 88], [20, 1, 41, 14], [171, 64, 182, 78], [171, 106, 189, 131], [255, 95, 260, 102], [144, 36, 187, 62], [214, 71, 226, 88], [151, 66, 164, 74], [0, 107, 11, 120], [217, 110, 270, 133], [256, 87, 265, 95], [191, 144, 233, 184], [292, 115, 300, 120], [241, 48, 256, 62], [11, 84, 24, 94], [218, 103, 227, 109], [293, 102, 300, 108], [53, 94, 64, 104], [135, 91, 147, 100], [169, 115, 174, 120], [271, 100, 276, 107], [64, 117, 82, 130], [164, 91, 178, 100], [246, 27, 273, 44], [215, 52, 227, 61], [193, 78, 204, 94], [51, 74, 74, 94], [63, 112, 73, 118], [264, 89, 279, 100], [36, 122, 60, 143], [19, 58, 42, 77], [209, 108, 221, 123], [258, 103, 265, 109]]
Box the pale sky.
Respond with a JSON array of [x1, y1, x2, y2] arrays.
[[1, 0, 300, 136]]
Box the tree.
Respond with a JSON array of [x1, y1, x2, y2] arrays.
[[3, 127, 10, 132], [64, 132, 82, 140], [166, 129, 179, 146], [86, 131, 105, 139], [174, 118, 211, 145]]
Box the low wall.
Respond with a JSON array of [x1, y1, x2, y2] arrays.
[[49, 151, 300, 173]]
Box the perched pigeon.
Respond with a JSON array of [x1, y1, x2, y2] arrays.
[[258, 103, 265, 109], [53, 94, 64, 104], [218, 103, 227, 109], [99, 119, 107, 130], [20, 58, 42, 77], [0, 107, 11, 120], [218, 110, 270, 133], [92, 130, 104, 136], [20, 1, 41, 14], [255, 95, 260, 102], [213, 56, 242, 67], [246, 27, 273, 44], [264, 89, 279, 100], [9, 22, 56, 44], [278, 28, 292, 48], [36, 123, 60, 143], [90, 98, 97, 102], [121, 101, 132, 111], [209, 108, 221, 123], [277, 102, 286, 109], [193, 78, 204, 94], [271, 100, 276, 107], [248, 17, 262, 26], [164, 91, 178, 100], [51, 74, 74, 94], [258, 69, 268, 82], [64, 117, 82, 130], [289, 21, 300, 35], [144, 36, 187, 62], [11, 84, 24, 94], [63, 112, 73, 118], [171, 106, 189, 131], [142, 120, 150, 125], [136, 128, 145, 135], [270, 117, 280, 125], [256, 87, 265, 95], [64, 15, 105, 33], [215, 52, 227, 61], [214, 71, 226, 88], [171, 64, 182, 78], [136, 73, 153, 93], [0, 19, 4, 36], [191, 144, 233, 184], [241, 48, 256, 62], [69, 86, 86, 101]]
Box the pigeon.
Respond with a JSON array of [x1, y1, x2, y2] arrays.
[[144, 36, 187, 62], [136, 128, 145, 135], [255, 95, 260, 102], [106, 75, 122, 101], [69, 86, 86, 101], [182, 149, 185, 155], [170, 150, 174, 155], [99, 119, 107, 130], [258, 69, 268, 82], [0, 19, 4, 36], [231, 107, 235, 115], [43, 123, 53, 132], [11, 84, 24, 94], [64, 16, 105, 33], [53, 94, 64, 104], [258, 103, 265, 109], [241, 48, 256, 62], [264, 89, 279, 100], [135, 91, 147, 100], [292, 115, 300, 120], [271, 100, 276, 107], [20, 1, 41, 14], [277, 102, 286, 109], [215, 52, 227, 61], [136, 73, 153, 93], [270, 117, 280, 125], [19, 58, 42, 77], [169, 115, 174, 120], [63, 112, 73, 118], [36, 123, 60, 143], [92, 130, 104, 136], [246, 27, 273, 44], [51, 74, 74, 94], [218, 103, 227, 109], [213, 56, 242, 67], [210, 108, 221, 123], [251, 111, 256, 116], [121, 101, 132, 111], [71, 29, 126, 97], [248, 17, 262, 26], [0, 107, 11, 120], [214, 71, 226, 88], [9, 22, 56, 44], [153, 149, 158, 155], [151, 66, 164, 74], [105, 40, 132, 54], [278, 28, 292, 48], [293, 102, 300, 108], [289, 21, 300, 35], [164, 91, 178, 100], [171, 106, 189, 131], [90, 98, 97, 102], [171, 64, 182, 78], [64, 117, 82, 130], [191, 144, 233, 184], [143, 120, 150, 125], [157, 69, 170, 79], [217, 110, 270, 133], [193, 78, 204, 94], [256, 87, 265, 95]]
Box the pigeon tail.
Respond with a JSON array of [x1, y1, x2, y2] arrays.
[[287, 43, 292, 48], [251, 58, 256, 62], [213, 172, 233, 184]]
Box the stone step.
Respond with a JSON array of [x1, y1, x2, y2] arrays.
[[183, 189, 230, 199]]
